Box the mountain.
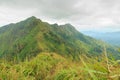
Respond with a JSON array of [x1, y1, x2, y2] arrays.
[[82, 31, 120, 46], [0, 16, 119, 61]]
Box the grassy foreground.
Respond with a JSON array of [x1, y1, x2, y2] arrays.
[[0, 53, 120, 80]]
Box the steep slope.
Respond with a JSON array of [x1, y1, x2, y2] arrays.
[[0, 16, 119, 60]]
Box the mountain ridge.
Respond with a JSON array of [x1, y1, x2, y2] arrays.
[[0, 16, 119, 61]]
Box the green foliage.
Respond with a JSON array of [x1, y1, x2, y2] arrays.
[[0, 16, 119, 61], [0, 53, 120, 80], [0, 16, 120, 80]]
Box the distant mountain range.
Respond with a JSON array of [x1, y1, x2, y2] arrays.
[[82, 31, 120, 46], [0, 16, 119, 61]]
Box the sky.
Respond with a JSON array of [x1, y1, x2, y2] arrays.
[[0, 0, 120, 32]]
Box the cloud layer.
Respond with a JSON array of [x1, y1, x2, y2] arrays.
[[0, 0, 120, 31]]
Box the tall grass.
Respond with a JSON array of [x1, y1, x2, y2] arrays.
[[0, 52, 120, 80]]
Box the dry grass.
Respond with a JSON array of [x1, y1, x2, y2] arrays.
[[0, 52, 120, 80]]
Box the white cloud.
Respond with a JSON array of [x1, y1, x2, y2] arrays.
[[0, 0, 120, 31]]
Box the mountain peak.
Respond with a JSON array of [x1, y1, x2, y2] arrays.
[[28, 16, 37, 19], [25, 16, 38, 21], [64, 23, 73, 26], [22, 16, 42, 24], [61, 23, 76, 30]]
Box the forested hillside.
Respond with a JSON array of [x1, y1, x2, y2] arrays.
[[0, 16, 120, 80], [0, 16, 119, 61]]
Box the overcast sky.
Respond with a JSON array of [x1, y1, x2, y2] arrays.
[[0, 0, 120, 32]]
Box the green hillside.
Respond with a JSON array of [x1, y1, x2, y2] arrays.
[[0, 16, 119, 61], [0, 16, 120, 80]]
